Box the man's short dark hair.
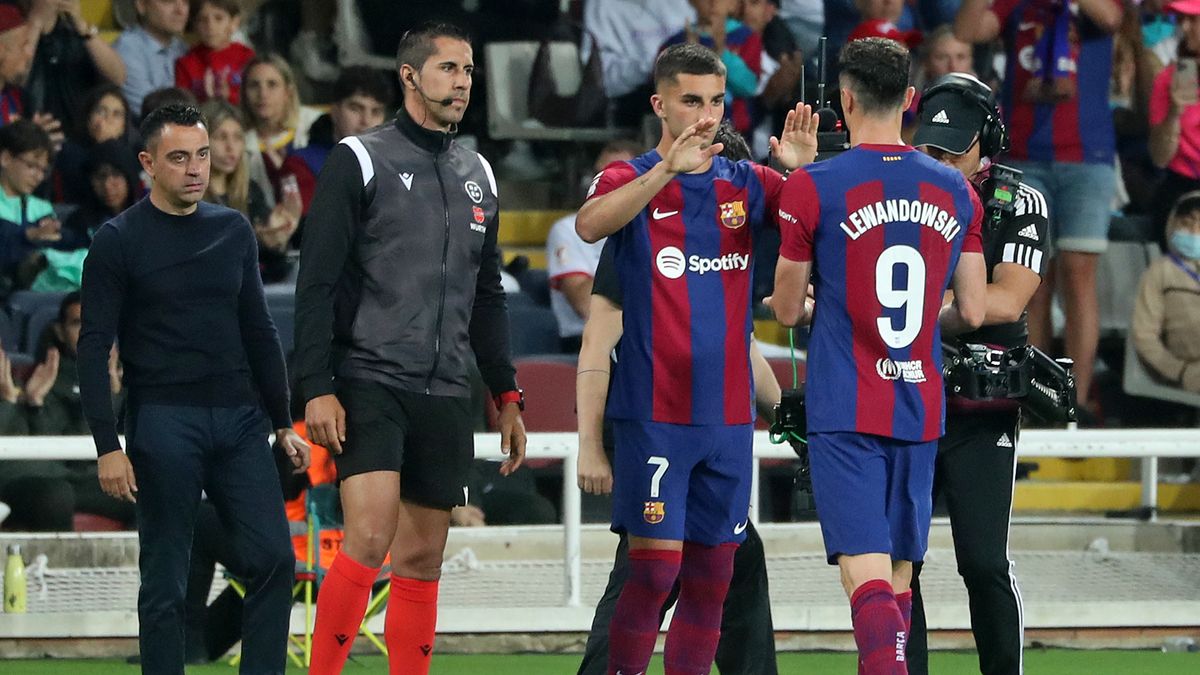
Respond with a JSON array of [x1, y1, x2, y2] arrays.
[[58, 291, 81, 324], [334, 66, 395, 108], [654, 43, 727, 88], [141, 86, 199, 122], [0, 119, 53, 157], [838, 38, 911, 115], [140, 104, 207, 149], [396, 22, 472, 72]]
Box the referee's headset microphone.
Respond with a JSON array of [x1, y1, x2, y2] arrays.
[[407, 72, 455, 108]]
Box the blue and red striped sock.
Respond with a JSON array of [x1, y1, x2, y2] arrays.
[[663, 542, 737, 675], [851, 579, 908, 675], [896, 589, 913, 639], [608, 548, 682, 675]]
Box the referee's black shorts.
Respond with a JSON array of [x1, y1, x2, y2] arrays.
[[334, 377, 474, 510]]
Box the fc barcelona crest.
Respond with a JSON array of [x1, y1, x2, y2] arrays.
[[719, 200, 746, 229], [644, 501, 665, 524]]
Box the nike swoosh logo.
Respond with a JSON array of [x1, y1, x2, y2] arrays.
[[652, 208, 678, 220], [733, 520, 748, 535]]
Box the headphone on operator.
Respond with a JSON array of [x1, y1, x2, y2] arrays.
[[919, 72, 1010, 159]]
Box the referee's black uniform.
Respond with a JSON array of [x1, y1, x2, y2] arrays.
[[79, 198, 295, 674], [293, 107, 516, 508], [907, 176, 1049, 675]]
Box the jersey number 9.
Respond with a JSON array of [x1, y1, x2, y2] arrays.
[[875, 245, 926, 349]]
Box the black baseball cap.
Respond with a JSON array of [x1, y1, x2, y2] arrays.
[[913, 88, 984, 155]]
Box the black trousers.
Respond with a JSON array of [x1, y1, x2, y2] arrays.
[[577, 521, 778, 675], [909, 409, 1024, 675], [185, 501, 250, 662], [127, 404, 294, 675]]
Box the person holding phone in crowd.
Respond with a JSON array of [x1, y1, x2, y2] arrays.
[[1150, 0, 1200, 249]]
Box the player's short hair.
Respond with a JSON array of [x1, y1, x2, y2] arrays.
[[839, 37, 911, 115], [0, 118, 53, 157], [654, 43, 727, 88], [333, 66, 395, 108], [714, 121, 752, 162], [140, 104, 207, 150], [397, 22, 473, 73]]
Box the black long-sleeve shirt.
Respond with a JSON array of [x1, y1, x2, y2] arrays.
[[78, 198, 291, 456]]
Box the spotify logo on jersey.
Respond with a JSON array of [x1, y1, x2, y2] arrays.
[[656, 246, 686, 279]]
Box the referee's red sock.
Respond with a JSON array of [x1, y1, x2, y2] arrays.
[[851, 579, 908, 675], [663, 542, 737, 675], [608, 548, 682, 675], [310, 552, 380, 675], [385, 575, 440, 675]]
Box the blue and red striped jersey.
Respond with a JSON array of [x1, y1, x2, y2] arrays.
[[994, 0, 1120, 164], [587, 151, 783, 426], [778, 145, 984, 442]]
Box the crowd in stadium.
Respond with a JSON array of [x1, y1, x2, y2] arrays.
[[0, 0, 1194, 551]]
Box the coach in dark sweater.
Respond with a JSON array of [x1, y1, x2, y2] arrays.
[[78, 105, 310, 675]]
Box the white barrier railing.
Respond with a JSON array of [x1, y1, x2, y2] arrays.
[[2, 428, 1199, 608]]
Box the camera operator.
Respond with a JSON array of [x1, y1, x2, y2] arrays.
[[908, 73, 1048, 675]]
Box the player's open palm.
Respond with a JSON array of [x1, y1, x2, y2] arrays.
[[770, 102, 819, 170], [577, 440, 613, 495], [664, 117, 724, 174]]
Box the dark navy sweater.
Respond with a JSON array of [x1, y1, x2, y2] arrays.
[[78, 197, 291, 456]]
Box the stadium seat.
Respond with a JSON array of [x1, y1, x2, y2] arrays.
[[1098, 242, 1160, 336], [72, 513, 125, 532], [1122, 336, 1200, 408], [484, 42, 624, 144], [506, 290, 536, 309], [513, 357, 578, 432], [508, 304, 561, 356], [8, 291, 66, 341], [0, 309, 17, 351], [23, 305, 59, 354], [515, 267, 551, 307]]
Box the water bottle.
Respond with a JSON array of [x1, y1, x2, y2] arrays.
[[3, 544, 26, 613]]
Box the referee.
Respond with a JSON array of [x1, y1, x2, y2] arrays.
[[79, 104, 309, 675], [295, 23, 527, 675], [909, 73, 1049, 675]]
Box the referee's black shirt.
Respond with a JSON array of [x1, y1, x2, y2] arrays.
[[78, 198, 292, 456]]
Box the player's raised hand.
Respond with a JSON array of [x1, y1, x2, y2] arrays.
[[498, 403, 527, 475], [770, 102, 819, 170], [663, 117, 724, 174], [577, 438, 613, 495]]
